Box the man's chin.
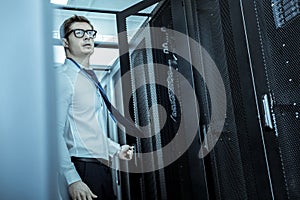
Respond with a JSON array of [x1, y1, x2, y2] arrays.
[[83, 50, 94, 55]]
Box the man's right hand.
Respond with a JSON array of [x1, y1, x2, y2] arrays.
[[68, 180, 98, 200]]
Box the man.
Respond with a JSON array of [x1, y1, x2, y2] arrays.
[[56, 15, 133, 200]]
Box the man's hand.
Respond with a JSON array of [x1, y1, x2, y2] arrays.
[[68, 180, 98, 200], [118, 145, 134, 160]]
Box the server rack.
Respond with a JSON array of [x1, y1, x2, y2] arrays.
[[116, 0, 300, 199], [239, 0, 300, 198]]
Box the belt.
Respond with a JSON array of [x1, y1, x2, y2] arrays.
[[71, 157, 111, 167]]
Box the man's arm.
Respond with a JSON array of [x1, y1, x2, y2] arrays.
[[57, 72, 81, 185]]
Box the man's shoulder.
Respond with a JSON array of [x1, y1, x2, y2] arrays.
[[55, 64, 73, 95], [55, 61, 69, 72], [54, 63, 73, 86], [55, 62, 78, 77]]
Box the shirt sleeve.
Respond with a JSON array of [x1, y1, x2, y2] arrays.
[[56, 72, 81, 185], [107, 138, 121, 157]]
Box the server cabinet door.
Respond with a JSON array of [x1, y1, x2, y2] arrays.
[[239, 0, 300, 199]]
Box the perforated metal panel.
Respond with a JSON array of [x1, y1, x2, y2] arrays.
[[195, 0, 250, 199], [255, 0, 300, 198], [149, 2, 189, 200], [129, 39, 160, 200]]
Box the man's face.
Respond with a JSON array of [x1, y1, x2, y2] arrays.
[[65, 22, 95, 58]]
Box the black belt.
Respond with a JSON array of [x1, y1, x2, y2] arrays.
[[71, 157, 111, 167]]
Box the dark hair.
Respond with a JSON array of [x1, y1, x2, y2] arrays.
[[59, 15, 94, 39]]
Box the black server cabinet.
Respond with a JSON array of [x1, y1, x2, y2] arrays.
[[116, 0, 300, 199], [117, 0, 209, 199], [238, 0, 300, 199], [149, 1, 210, 200], [196, 0, 300, 199]]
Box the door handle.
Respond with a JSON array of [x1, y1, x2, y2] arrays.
[[262, 94, 274, 131]]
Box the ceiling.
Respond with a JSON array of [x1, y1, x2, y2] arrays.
[[60, 0, 144, 11]]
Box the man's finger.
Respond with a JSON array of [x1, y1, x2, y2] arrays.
[[87, 194, 93, 200], [79, 192, 86, 200], [75, 194, 83, 200], [126, 150, 133, 159], [88, 188, 98, 198]]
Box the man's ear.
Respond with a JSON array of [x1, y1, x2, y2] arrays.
[[62, 38, 69, 48]]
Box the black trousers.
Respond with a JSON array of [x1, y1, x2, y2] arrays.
[[72, 160, 116, 200]]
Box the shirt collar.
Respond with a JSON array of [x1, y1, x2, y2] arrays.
[[64, 58, 81, 73]]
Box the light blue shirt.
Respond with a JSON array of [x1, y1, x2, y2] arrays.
[[56, 59, 120, 186]]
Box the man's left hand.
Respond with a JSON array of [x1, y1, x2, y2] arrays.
[[118, 145, 134, 160]]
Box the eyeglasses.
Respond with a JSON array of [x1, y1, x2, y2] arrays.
[[65, 29, 97, 39]]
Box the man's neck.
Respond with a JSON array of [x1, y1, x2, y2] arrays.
[[67, 55, 91, 69]]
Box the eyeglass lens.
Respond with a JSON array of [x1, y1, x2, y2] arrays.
[[73, 29, 97, 38]]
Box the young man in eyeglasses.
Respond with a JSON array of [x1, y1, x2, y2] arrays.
[[57, 15, 134, 200]]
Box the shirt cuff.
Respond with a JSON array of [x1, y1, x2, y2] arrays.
[[65, 168, 81, 186]]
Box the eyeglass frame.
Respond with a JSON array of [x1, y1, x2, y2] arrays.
[[64, 29, 97, 39]]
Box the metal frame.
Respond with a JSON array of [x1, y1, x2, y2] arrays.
[[116, 0, 162, 76], [115, 1, 165, 199]]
